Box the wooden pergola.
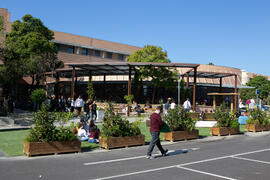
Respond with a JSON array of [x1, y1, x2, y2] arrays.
[[62, 62, 200, 115], [208, 93, 239, 112], [182, 71, 239, 111]]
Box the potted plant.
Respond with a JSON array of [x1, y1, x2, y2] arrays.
[[210, 104, 240, 136], [245, 108, 269, 132], [163, 106, 199, 142], [24, 103, 81, 157], [99, 103, 145, 149]]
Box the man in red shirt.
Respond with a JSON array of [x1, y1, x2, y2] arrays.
[[146, 106, 168, 159]]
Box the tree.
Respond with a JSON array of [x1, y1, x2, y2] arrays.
[[128, 45, 177, 103], [240, 76, 270, 101], [86, 79, 95, 100], [208, 62, 214, 65], [1, 14, 63, 89]]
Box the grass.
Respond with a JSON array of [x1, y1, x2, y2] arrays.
[[0, 129, 30, 156], [0, 124, 248, 157]]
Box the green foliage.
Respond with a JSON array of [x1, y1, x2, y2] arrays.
[[246, 76, 270, 100], [208, 62, 214, 65], [101, 103, 141, 137], [247, 108, 267, 125], [54, 111, 73, 126], [25, 103, 56, 142], [240, 88, 255, 102], [124, 94, 134, 106], [214, 103, 239, 128], [86, 79, 95, 100], [128, 45, 177, 102], [30, 88, 46, 104], [164, 106, 196, 131], [25, 103, 76, 142], [0, 106, 8, 116], [1, 14, 63, 86]]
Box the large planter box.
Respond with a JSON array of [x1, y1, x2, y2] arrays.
[[203, 113, 215, 121], [99, 134, 145, 150], [245, 124, 263, 132], [210, 127, 239, 136], [24, 140, 81, 157], [163, 129, 199, 142]]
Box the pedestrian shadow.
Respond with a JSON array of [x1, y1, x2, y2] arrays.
[[153, 149, 189, 158]]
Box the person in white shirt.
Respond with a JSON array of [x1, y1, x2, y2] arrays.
[[170, 100, 176, 109], [77, 124, 89, 141], [183, 98, 191, 112], [249, 98, 256, 109], [75, 95, 85, 116]]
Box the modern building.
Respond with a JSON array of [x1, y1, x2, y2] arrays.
[[1, 8, 270, 106]]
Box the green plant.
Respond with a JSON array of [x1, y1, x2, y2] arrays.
[[164, 106, 195, 131], [101, 103, 141, 137], [247, 108, 267, 125], [86, 79, 95, 100], [30, 88, 46, 110], [124, 94, 134, 106], [55, 127, 77, 142], [0, 106, 8, 116], [25, 103, 56, 142], [54, 112, 73, 126], [214, 103, 239, 128]]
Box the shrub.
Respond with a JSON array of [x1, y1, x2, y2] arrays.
[[25, 103, 77, 142], [101, 103, 141, 137], [164, 106, 195, 131], [214, 103, 239, 128], [247, 108, 267, 125], [30, 89, 46, 104]]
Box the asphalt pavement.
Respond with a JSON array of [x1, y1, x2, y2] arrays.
[[0, 132, 270, 180]]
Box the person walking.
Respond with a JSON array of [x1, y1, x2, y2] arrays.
[[91, 101, 97, 122], [84, 99, 91, 122], [146, 106, 168, 159], [183, 98, 191, 112], [75, 95, 84, 116]]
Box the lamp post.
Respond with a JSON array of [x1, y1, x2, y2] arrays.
[[178, 73, 181, 105]]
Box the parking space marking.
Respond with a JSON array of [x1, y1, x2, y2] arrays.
[[84, 148, 199, 166], [231, 156, 270, 165], [177, 166, 237, 180], [88, 148, 270, 180], [89, 165, 177, 180]]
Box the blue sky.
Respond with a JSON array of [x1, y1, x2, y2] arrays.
[[1, 0, 270, 75]]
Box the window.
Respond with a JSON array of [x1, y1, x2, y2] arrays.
[[68, 46, 74, 54], [82, 49, 87, 55], [88, 49, 94, 56], [95, 50, 101, 57], [55, 45, 59, 52], [118, 54, 124, 61], [106, 52, 112, 59]]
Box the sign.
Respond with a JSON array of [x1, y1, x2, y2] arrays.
[[256, 89, 260, 95]]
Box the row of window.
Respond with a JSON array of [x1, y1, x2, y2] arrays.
[[56, 44, 125, 61]]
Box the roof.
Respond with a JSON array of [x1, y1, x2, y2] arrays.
[[183, 71, 237, 79], [208, 93, 239, 96], [50, 62, 199, 77]]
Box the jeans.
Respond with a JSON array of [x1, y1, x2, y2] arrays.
[[79, 137, 89, 141], [85, 111, 91, 121], [92, 111, 97, 121], [147, 131, 165, 156]]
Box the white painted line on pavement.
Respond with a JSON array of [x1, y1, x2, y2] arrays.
[[232, 156, 270, 165], [84, 148, 199, 166], [177, 166, 237, 180], [89, 148, 270, 180]]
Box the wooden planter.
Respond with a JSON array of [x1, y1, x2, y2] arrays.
[[203, 113, 215, 121], [245, 124, 263, 132], [24, 140, 81, 157], [163, 129, 199, 142], [99, 134, 145, 150], [210, 127, 239, 136]]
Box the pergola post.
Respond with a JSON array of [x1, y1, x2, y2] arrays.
[[193, 67, 197, 112], [55, 72, 60, 100], [234, 75, 238, 111], [127, 66, 132, 116], [103, 74, 106, 98], [71, 66, 75, 99], [219, 77, 223, 106], [187, 73, 189, 89]]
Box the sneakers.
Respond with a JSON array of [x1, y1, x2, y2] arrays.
[[162, 149, 169, 156], [146, 155, 155, 160]]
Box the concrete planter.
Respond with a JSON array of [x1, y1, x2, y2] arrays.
[[99, 135, 145, 150], [24, 140, 81, 157], [163, 129, 199, 142], [210, 127, 239, 136]]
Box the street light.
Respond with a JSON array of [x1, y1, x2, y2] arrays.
[[178, 73, 181, 105]]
